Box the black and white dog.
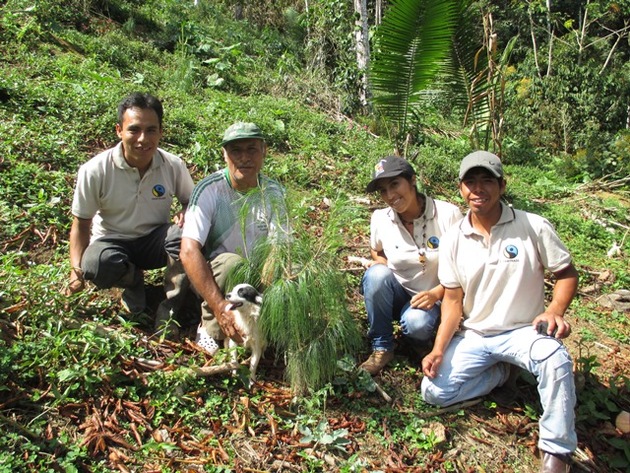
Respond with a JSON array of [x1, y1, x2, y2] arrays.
[[224, 284, 265, 386]]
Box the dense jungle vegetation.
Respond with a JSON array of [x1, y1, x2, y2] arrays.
[[0, 0, 628, 471]]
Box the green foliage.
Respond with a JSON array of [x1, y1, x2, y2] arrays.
[[399, 417, 440, 451], [2, 0, 90, 35], [0, 161, 72, 242], [412, 137, 471, 197], [370, 0, 458, 153], [0, 0, 628, 471], [574, 339, 630, 469], [503, 42, 630, 179], [302, 0, 362, 114], [227, 195, 363, 393], [299, 419, 351, 452]]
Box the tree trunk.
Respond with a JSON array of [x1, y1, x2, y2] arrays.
[[304, 0, 310, 40], [545, 0, 553, 76], [354, 0, 370, 106], [528, 7, 542, 78]]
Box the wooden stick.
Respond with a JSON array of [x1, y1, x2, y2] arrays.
[[372, 380, 393, 403], [193, 361, 241, 377]]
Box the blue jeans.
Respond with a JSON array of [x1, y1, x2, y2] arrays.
[[421, 326, 577, 455], [361, 264, 441, 352]]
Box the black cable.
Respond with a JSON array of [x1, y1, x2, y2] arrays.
[[529, 335, 564, 363]]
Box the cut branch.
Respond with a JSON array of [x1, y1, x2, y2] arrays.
[[193, 361, 242, 377]]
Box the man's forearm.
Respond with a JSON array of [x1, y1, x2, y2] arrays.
[[69, 218, 90, 266], [181, 245, 224, 314], [432, 287, 463, 354], [67, 217, 91, 294], [548, 264, 579, 317]]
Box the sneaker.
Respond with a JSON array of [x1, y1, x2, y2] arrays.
[[360, 350, 395, 375], [195, 324, 220, 355]]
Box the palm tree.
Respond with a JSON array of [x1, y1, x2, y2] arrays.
[[369, 0, 458, 155], [442, 8, 516, 154], [370, 0, 516, 155]]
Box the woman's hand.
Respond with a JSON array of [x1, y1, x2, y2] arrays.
[[411, 290, 438, 310]]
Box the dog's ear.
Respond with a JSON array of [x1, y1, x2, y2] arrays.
[[239, 284, 263, 305]]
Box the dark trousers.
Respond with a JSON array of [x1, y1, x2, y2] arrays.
[[80, 223, 182, 289]]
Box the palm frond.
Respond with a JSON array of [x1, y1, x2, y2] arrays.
[[438, 1, 485, 119], [369, 0, 458, 143]]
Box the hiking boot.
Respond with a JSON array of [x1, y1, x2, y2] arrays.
[[120, 267, 146, 314], [195, 324, 220, 355], [360, 350, 394, 375], [540, 451, 571, 473]]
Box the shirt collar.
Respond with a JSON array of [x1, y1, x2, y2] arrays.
[[460, 202, 515, 235], [112, 142, 162, 170], [223, 168, 262, 193]]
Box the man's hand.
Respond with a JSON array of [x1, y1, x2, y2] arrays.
[[534, 263, 577, 339], [65, 268, 85, 296], [173, 210, 186, 228], [216, 302, 243, 344], [532, 312, 572, 339], [422, 350, 443, 379]]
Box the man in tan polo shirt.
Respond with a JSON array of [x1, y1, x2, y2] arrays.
[[67, 92, 193, 334]]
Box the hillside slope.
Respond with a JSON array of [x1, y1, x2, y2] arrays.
[[0, 1, 628, 472]]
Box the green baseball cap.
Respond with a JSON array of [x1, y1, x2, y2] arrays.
[[221, 122, 265, 146]]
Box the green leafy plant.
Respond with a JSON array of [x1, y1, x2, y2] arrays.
[[299, 419, 351, 452], [370, 0, 457, 154], [444, 7, 517, 153], [574, 339, 630, 469], [0, 1, 628, 471], [227, 193, 362, 394]]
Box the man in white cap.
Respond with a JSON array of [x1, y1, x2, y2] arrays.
[[421, 151, 579, 473], [180, 122, 288, 354]]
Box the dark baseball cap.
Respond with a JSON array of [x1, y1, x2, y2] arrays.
[[366, 156, 415, 193], [221, 122, 265, 146], [459, 151, 504, 180]]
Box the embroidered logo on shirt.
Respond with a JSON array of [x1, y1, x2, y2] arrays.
[[427, 236, 440, 249], [503, 244, 519, 259], [152, 184, 166, 198]]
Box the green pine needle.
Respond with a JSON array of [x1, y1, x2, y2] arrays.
[[226, 196, 362, 393]]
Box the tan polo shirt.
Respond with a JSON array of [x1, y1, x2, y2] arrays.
[[71, 143, 194, 243], [438, 204, 573, 334]]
